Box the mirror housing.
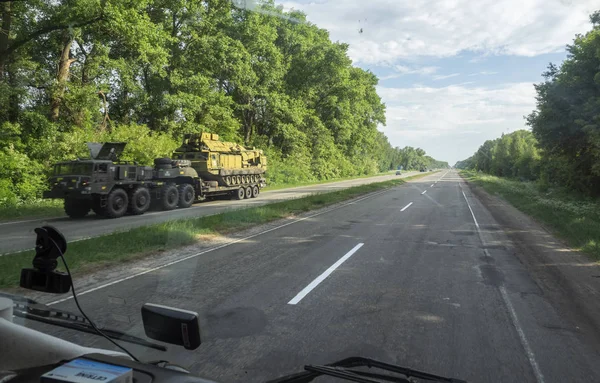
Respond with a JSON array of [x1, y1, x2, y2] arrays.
[[141, 303, 201, 350]]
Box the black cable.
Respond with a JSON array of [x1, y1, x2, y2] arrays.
[[48, 237, 140, 362]]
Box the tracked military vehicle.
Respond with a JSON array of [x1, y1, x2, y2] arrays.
[[172, 133, 267, 187], [44, 138, 267, 219]]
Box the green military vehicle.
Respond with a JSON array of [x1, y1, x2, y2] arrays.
[[172, 132, 267, 195], [44, 134, 267, 219]]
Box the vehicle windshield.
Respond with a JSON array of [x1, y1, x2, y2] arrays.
[[2, 1, 600, 383], [53, 163, 93, 176]]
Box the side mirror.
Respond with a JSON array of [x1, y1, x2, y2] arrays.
[[141, 303, 201, 350]]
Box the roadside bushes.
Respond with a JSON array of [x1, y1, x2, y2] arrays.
[[0, 120, 177, 207]]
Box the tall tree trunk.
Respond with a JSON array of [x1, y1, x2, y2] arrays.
[[0, 2, 17, 122], [0, 2, 11, 80], [50, 31, 76, 121], [76, 40, 90, 84], [7, 64, 18, 121], [243, 108, 254, 143]]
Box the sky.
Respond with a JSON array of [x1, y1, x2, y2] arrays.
[[276, 0, 597, 165]]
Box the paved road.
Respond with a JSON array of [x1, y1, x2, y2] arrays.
[[15, 171, 600, 382], [0, 171, 419, 254]]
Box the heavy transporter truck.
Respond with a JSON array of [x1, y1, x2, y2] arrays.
[[43, 133, 267, 218]]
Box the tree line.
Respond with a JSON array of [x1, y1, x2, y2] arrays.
[[455, 130, 540, 181], [0, 0, 446, 206], [456, 11, 600, 196]]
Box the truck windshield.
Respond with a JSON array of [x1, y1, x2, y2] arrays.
[[54, 163, 93, 176]]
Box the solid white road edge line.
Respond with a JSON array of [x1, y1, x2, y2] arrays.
[[47, 188, 391, 306], [461, 187, 545, 383], [461, 191, 480, 229], [0, 217, 49, 226], [287, 243, 364, 305]]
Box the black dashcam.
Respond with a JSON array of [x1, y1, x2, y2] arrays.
[[20, 226, 71, 294]]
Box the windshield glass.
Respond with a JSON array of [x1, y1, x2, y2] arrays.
[[53, 163, 93, 176], [2, 1, 600, 383]]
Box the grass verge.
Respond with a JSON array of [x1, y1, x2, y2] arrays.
[[461, 170, 600, 261], [0, 200, 64, 222], [262, 171, 398, 191], [0, 173, 432, 289]]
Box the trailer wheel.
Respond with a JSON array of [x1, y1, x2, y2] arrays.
[[64, 198, 90, 219], [251, 185, 259, 198], [128, 187, 151, 215], [233, 187, 245, 200], [245, 186, 252, 199], [103, 188, 129, 218], [178, 184, 195, 208], [161, 184, 179, 210]]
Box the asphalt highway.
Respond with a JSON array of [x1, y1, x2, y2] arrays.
[[0, 171, 418, 254], [15, 171, 600, 382]]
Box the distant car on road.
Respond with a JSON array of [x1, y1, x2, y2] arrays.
[[420, 169, 426, 172], [395, 170, 402, 175]]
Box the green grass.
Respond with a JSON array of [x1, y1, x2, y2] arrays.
[[0, 173, 432, 289], [262, 170, 398, 191], [461, 170, 600, 261], [0, 200, 64, 222]]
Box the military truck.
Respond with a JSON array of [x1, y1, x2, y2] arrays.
[[44, 136, 267, 219]]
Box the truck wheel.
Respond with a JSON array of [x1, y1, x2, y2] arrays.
[[233, 187, 245, 200], [103, 188, 129, 219], [178, 184, 195, 208], [251, 185, 259, 198], [92, 195, 104, 217], [64, 198, 90, 219], [128, 187, 151, 215], [161, 185, 179, 210], [245, 186, 252, 199]]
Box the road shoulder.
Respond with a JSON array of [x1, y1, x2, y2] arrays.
[[461, 175, 600, 348]]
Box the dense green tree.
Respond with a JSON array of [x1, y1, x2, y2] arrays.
[[456, 130, 540, 180], [0, 0, 446, 205], [526, 11, 600, 194]]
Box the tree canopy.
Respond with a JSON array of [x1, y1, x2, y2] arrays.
[[454, 130, 540, 181], [526, 11, 600, 195], [0, 0, 445, 205], [457, 10, 600, 195]]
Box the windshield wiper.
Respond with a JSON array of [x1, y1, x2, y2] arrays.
[[267, 357, 466, 383], [0, 293, 166, 352]]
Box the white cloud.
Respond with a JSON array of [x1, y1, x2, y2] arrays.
[[432, 73, 460, 81], [279, 0, 597, 64], [468, 71, 499, 76], [379, 65, 440, 80], [376, 82, 537, 163], [394, 65, 439, 75]]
